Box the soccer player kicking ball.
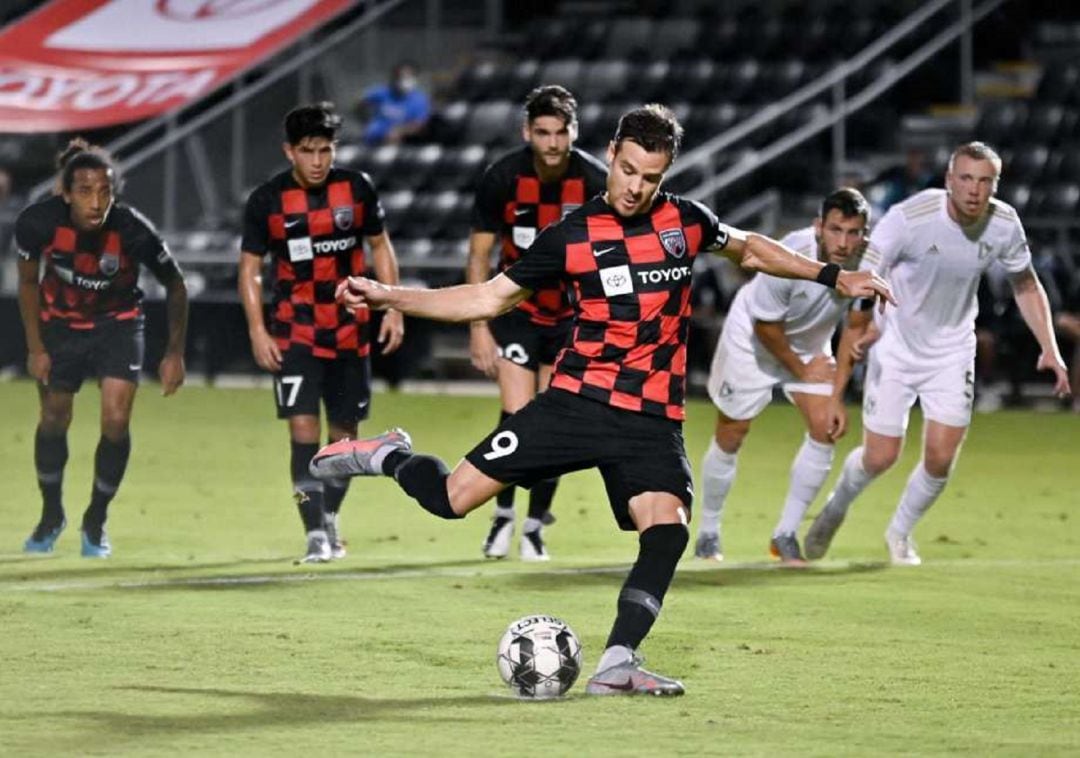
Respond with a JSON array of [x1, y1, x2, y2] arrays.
[[466, 85, 607, 561], [239, 103, 404, 564], [694, 188, 872, 565], [311, 106, 893, 696], [17, 140, 188, 557], [804, 142, 1071, 566]]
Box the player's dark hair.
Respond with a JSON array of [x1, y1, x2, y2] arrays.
[[524, 85, 578, 128], [612, 104, 683, 162], [820, 187, 871, 224], [57, 138, 118, 193], [284, 101, 343, 145]]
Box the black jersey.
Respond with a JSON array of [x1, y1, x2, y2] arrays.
[[472, 145, 607, 326], [15, 195, 181, 329], [242, 167, 385, 359], [504, 193, 728, 421]]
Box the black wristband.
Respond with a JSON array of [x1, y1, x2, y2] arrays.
[[816, 262, 841, 288]]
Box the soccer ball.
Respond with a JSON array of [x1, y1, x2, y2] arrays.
[[496, 614, 582, 698]]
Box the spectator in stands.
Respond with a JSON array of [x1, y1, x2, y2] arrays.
[[868, 146, 936, 217], [359, 62, 432, 147]]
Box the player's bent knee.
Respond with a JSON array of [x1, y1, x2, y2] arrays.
[[862, 447, 900, 475]]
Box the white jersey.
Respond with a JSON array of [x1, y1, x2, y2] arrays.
[[722, 226, 851, 365], [863, 189, 1031, 366]]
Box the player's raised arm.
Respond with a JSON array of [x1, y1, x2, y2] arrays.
[[713, 227, 895, 308], [337, 273, 531, 324]]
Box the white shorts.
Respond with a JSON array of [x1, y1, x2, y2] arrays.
[[707, 338, 832, 421], [862, 350, 975, 437]]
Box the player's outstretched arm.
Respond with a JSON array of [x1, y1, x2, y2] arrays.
[[1009, 265, 1071, 396], [717, 229, 896, 309], [367, 231, 405, 355], [336, 273, 530, 324], [159, 275, 188, 396]]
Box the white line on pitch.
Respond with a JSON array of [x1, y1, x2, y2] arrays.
[[2, 556, 1079, 594]]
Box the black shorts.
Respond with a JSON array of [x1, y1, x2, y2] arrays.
[[465, 388, 693, 530], [43, 318, 145, 393], [273, 347, 371, 425], [489, 309, 571, 372]]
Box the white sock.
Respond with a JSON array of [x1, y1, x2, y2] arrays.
[[595, 644, 634, 673], [698, 439, 738, 536], [494, 506, 515, 521], [823, 446, 875, 518], [522, 517, 542, 534], [888, 463, 948, 536], [774, 435, 834, 536]]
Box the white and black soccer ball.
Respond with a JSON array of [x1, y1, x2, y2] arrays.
[[496, 614, 582, 698]]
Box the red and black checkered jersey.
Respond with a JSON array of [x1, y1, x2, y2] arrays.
[[472, 145, 607, 327], [242, 168, 385, 359], [504, 193, 729, 421], [15, 196, 182, 330]]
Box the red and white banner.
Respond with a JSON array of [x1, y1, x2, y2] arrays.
[[0, 0, 355, 133]]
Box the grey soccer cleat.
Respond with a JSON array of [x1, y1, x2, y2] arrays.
[[309, 428, 412, 480], [295, 530, 332, 565], [519, 528, 550, 561], [885, 529, 922, 566], [694, 531, 723, 561], [482, 516, 514, 559], [769, 532, 807, 565], [585, 656, 685, 697], [804, 503, 848, 560]]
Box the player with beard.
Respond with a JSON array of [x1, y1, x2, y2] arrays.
[[467, 85, 607, 561], [694, 188, 872, 565], [309, 106, 893, 695]]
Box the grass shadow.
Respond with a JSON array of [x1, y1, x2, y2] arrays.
[[0, 556, 293, 583]]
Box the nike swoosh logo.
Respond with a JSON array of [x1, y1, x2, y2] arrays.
[[128, 364, 142, 371], [514, 208, 529, 216], [594, 246, 616, 256], [285, 219, 301, 228]]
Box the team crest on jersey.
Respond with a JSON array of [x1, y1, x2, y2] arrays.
[[333, 206, 354, 231], [977, 242, 992, 260], [659, 228, 687, 259], [99, 252, 120, 276]]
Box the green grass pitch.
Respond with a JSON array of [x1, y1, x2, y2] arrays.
[[1, 381, 1078, 756]]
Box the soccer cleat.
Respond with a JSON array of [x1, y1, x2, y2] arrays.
[[324, 512, 347, 559], [309, 428, 412, 480], [885, 529, 922, 566], [585, 656, 685, 697], [804, 503, 848, 560], [519, 529, 550, 561], [296, 530, 332, 564], [693, 531, 723, 561], [24, 519, 66, 553], [769, 533, 807, 565], [482, 516, 514, 559], [80, 529, 111, 558], [540, 511, 557, 526]]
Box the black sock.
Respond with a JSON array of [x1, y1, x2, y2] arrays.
[[34, 427, 68, 527], [496, 410, 516, 510], [527, 477, 558, 521], [389, 452, 461, 520], [324, 481, 349, 515], [291, 441, 325, 532], [605, 523, 689, 651], [82, 435, 131, 540]]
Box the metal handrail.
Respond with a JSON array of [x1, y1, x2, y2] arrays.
[[687, 0, 1006, 201]]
